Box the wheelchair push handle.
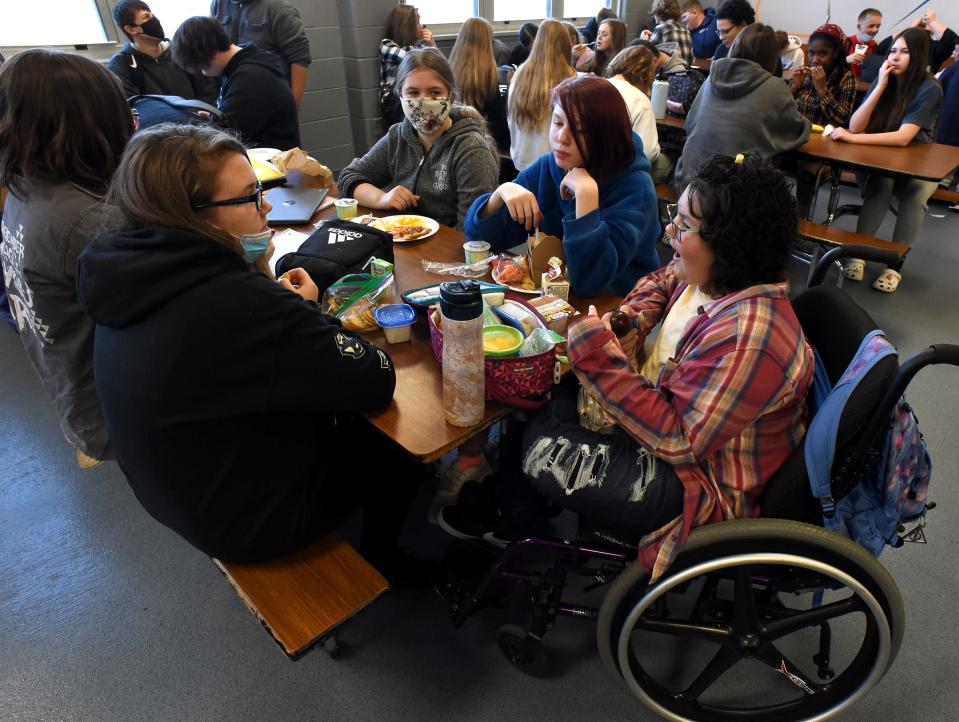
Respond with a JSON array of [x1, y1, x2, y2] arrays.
[[930, 344, 959, 366], [807, 245, 902, 288]]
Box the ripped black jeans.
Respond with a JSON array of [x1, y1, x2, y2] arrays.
[[497, 377, 684, 539]]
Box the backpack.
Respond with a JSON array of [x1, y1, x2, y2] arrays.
[[665, 68, 705, 114], [129, 94, 226, 130], [805, 329, 933, 557]]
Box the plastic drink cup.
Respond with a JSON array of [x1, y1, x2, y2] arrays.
[[463, 241, 491, 264], [373, 303, 416, 343], [855, 43, 869, 56], [334, 198, 358, 220]]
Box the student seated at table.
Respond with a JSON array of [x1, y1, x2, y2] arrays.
[[379, 5, 437, 127], [682, 0, 720, 60], [845, 7, 883, 81], [828, 28, 944, 293], [171, 16, 299, 150], [646, 0, 694, 66], [776, 31, 805, 81], [604, 46, 671, 181], [75, 124, 429, 583], [938, 47, 959, 151], [0, 49, 133, 469], [510, 22, 538, 67], [444, 156, 814, 577], [583, 7, 616, 45], [449, 17, 509, 151], [108, 0, 217, 104], [574, 18, 626, 76], [508, 19, 577, 171], [465, 74, 660, 298], [712, 0, 755, 61], [675, 24, 810, 190], [630, 39, 704, 116], [869, 9, 956, 82], [338, 49, 499, 230]]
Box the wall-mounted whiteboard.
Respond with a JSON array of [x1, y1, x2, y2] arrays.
[[0, 1, 109, 47]]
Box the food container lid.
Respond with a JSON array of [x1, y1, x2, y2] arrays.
[[373, 303, 416, 328], [482, 324, 524, 357]]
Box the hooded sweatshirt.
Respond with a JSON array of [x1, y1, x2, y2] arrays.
[[464, 134, 660, 298], [107, 42, 218, 103], [689, 7, 720, 59], [76, 226, 395, 561], [337, 111, 499, 230], [676, 57, 810, 189], [219, 44, 300, 150], [779, 36, 805, 81]]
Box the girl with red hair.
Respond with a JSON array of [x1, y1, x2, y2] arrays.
[[465, 74, 660, 297]]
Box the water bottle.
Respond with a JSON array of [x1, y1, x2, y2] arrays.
[[440, 280, 484, 427], [651, 79, 669, 119]]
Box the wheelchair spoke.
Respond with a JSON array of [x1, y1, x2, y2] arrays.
[[732, 567, 758, 633], [678, 644, 742, 701], [762, 596, 863, 640], [634, 617, 732, 643], [756, 644, 822, 696]]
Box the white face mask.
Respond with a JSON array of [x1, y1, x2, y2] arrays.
[[402, 97, 452, 134]]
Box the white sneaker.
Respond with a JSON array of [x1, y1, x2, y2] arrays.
[[427, 456, 494, 524]]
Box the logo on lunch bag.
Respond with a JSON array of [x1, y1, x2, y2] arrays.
[[328, 228, 364, 245]]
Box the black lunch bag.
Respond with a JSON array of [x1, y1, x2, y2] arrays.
[[274, 220, 394, 296]]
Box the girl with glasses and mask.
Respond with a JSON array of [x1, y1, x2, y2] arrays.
[[0, 49, 133, 469], [76, 124, 431, 585], [338, 48, 499, 230]]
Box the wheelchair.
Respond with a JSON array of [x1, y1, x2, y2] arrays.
[[441, 246, 959, 721]]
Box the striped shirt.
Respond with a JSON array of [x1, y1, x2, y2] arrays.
[[568, 263, 814, 579], [650, 20, 695, 67], [379, 38, 424, 93], [795, 69, 857, 127]]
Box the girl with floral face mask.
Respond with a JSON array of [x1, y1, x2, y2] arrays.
[[338, 48, 499, 230]]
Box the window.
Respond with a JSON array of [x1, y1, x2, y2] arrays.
[[0, 1, 108, 47], [151, 0, 211, 39], [493, 0, 549, 22], [563, 0, 610, 19], [413, 0, 477, 27]]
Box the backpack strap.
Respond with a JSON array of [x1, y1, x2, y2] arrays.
[[804, 329, 897, 518], [128, 94, 226, 122]]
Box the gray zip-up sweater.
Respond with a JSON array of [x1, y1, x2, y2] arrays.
[[675, 57, 810, 189], [0, 180, 119, 459], [337, 113, 499, 230]]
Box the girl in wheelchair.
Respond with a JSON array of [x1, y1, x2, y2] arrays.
[[440, 155, 815, 578]]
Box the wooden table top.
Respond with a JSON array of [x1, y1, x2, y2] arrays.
[[280, 201, 620, 462], [654, 115, 959, 183]]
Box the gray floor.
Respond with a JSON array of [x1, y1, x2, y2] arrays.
[[2, 189, 958, 721]]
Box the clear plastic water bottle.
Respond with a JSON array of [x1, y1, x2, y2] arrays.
[[440, 280, 484, 427]]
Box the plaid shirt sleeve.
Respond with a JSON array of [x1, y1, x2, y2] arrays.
[[796, 70, 857, 127], [652, 21, 695, 67], [379, 39, 408, 89]]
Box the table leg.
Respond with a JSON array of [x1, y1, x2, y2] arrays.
[[823, 164, 842, 226]]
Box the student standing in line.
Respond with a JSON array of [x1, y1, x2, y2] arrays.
[[172, 16, 300, 150], [379, 5, 436, 127], [845, 8, 883, 81], [646, 0, 694, 66], [108, 0, 217, 103], [675, 24, 810, 190], [509, 19, 578, 171], [338, 49, 499, 230], [712, 0, 754, 61], [449, 17, 510, 151], [0, 50, 134, 468], [210, 0, 311, 110], [682, 0, 720, 59], [829, 28, 944, 293]]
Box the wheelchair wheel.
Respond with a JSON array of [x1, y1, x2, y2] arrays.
[[596, 519, 904, 721]]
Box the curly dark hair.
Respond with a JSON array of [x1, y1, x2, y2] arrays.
[[716, 0, 755, 26], [171, 16, 231, 74], [686, 154, 798, 297]]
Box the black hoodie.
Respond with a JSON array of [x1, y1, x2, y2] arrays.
[[76, 226, 395, 560], [219, 44, 300, 150], [107, 43, 218, 104]]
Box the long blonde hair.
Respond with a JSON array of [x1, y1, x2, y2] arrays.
[[605, 45, 657, 96], [508, 19, 576, 133], [449, 17, 498, 110]]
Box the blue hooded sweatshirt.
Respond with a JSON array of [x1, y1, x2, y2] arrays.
[[690, 7, 720, 59], [464, 134, 660, 298]]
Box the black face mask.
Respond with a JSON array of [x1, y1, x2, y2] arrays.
[[137, 16, 165, 40]]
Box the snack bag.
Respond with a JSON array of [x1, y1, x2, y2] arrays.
[[491, 254, 535, 290], [321, 272, 394, 332]]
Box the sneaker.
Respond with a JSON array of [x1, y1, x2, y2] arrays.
[[438, 503, 498, 541], [76, 449, 102, 470], [427, 455, 494, 524]]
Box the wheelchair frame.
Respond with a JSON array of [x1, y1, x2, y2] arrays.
[[441, 245, 959, 721]]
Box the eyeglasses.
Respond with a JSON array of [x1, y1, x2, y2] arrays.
[[716, 26, 734, 38], [193, 181, 263, 211], [666, 203, 701, 241]]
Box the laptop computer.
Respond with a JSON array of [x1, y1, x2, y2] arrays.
[[266, 187, 329, 225]]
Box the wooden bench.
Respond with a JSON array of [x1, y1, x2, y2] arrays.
[[797, 220, 911, 260], [931, 187, 959, 206], [213, 534, 389, 659], [655, 184, 677, 203]]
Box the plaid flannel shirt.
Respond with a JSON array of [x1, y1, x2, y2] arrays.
[[567, 263, 813, 580], [380, 38, 422, 93], [650, 20, 695, 67], [795, 69, 857, 127]]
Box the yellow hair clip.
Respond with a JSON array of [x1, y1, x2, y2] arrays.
[[734, 153, 745, 165]]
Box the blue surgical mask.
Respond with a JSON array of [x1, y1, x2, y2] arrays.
[[239, 229, 272, 264]]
